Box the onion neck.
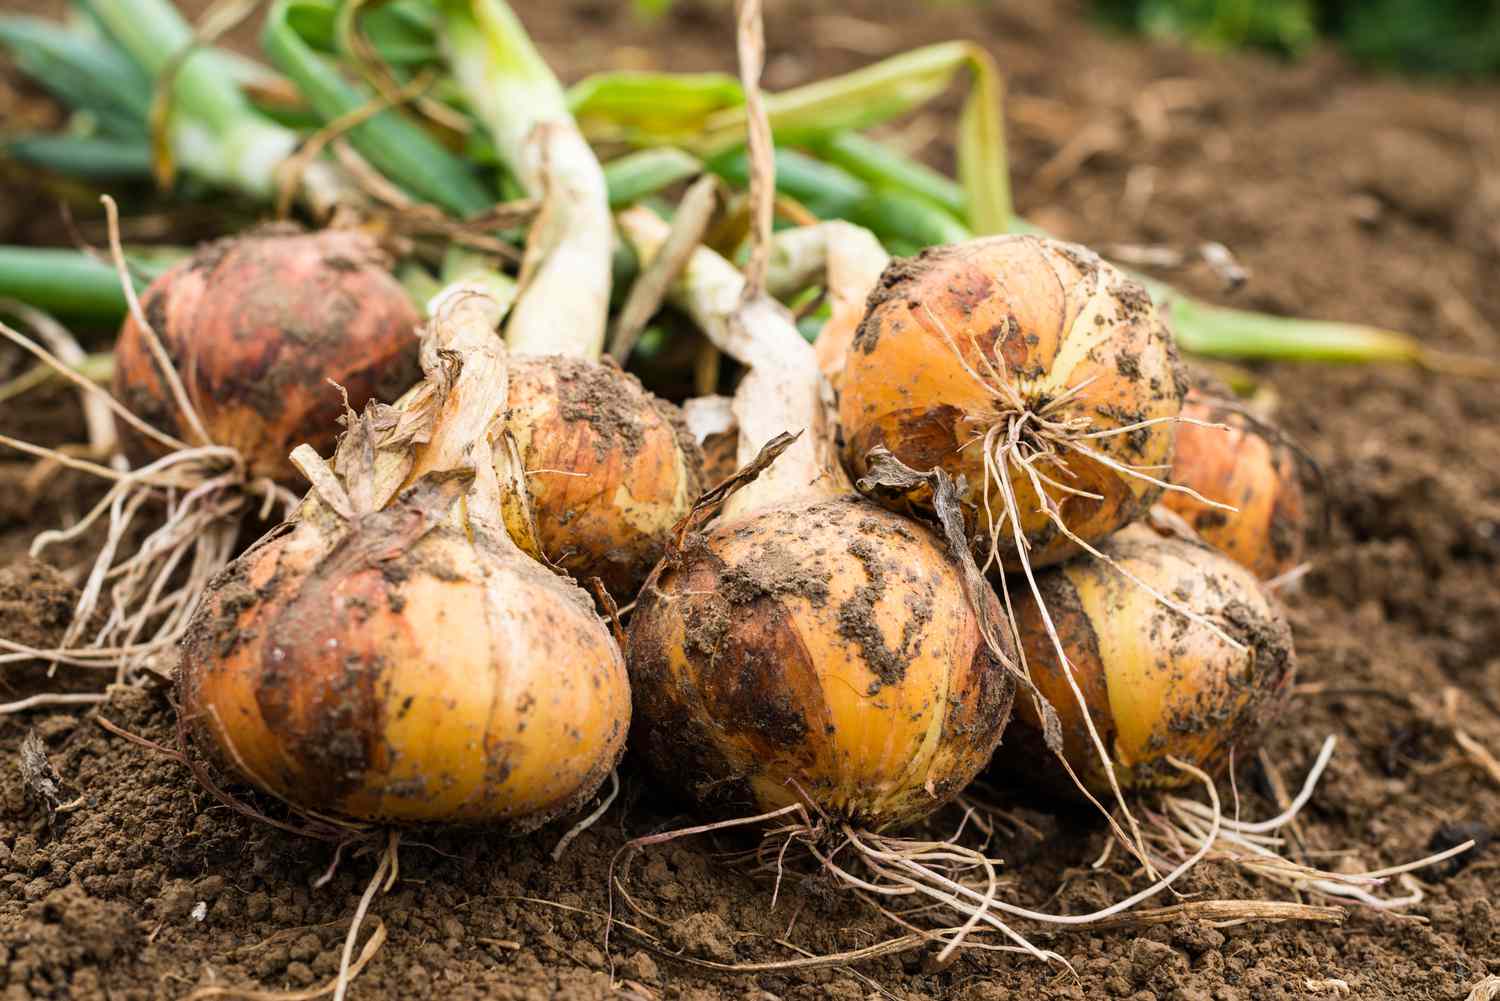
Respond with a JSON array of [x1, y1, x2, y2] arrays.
[[765, 221, 889, 388], [442, 0, 612, 360], [617, 207, 849, 520], [88, 0, 337, 207]]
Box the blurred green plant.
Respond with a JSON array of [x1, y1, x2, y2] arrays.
[[1330, 0, 1500, 76], [1097, 0, 1500, 74]]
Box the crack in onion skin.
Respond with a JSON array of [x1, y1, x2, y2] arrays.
[[1161, 390, 1307, 580], [113, 227, 420, 485], [839, 235, 1187, 570], [626, 494, 1016, 831], [999, 525, 1296, 795], [506, 355, 703, 598], [179, 480, 631, 828]]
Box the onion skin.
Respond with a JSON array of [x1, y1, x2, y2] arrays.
[[1161, 390, 1307, 579], [506, 356, 703, 598], [179, 481, 630, 828], [1001, 525, 1296, 795], [839, 236, 1186, 570], [698, 427, 740, 486], [113, 227, 420, 484], [627, 495, 1016, 830]]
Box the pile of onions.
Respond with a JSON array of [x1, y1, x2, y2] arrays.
[[999, 524, 1297, 795], [113, 226, 420, 485], [619, 207, 1016, 830], [838, 235, 1186, 572], [179, 290, 630, 826], [1160, 388, 1307, 580]]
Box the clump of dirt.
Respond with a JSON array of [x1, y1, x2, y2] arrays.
[[550, 355, 650, 460], [2, 1, 1499, 999]]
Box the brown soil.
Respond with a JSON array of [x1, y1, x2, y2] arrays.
[[3, 1, 1499, 999]]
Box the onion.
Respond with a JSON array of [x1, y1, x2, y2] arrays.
[[506, 355, 702, 597], [619, 208, 1016, 830], [113, 226, 420, 485], [839, 235, 1187, 572], [1160, 389, 1307, 579], [1000, 524, 1296, 795], [179, 291, 630, 826]]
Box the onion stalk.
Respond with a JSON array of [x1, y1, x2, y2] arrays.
[[439, 0, 612, 357]]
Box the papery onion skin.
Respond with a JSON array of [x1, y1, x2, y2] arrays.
[[627, 495, 1016, 830], [113, 227, 420, 484], [179, 487, 630, 828], [1000, 525, 1296, 795], [507, 355, 703, 598], [839, 236, 1187, 570], [1161, 390, 1307, 580]]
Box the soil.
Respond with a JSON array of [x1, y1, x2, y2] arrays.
[[3, 1, 1499, 999]]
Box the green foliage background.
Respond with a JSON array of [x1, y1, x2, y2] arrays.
[[1095, 0, 1500, 75]]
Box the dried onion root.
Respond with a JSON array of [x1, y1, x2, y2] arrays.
[[178, 289, 630, 826]]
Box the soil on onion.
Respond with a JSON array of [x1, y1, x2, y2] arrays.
[[2, 1, 1499, 998]]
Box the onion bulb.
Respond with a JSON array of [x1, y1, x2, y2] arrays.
[[506, 356, 702, 598], [1001, 524, 1296, 794], [1160, 389, 1307, 579], [113, 227, 420, 485], [179, 291, 630, 827], [620, 208, 1016, 830], [839, 235, 1186, 572]]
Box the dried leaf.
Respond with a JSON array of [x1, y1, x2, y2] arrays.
[[19, 730, 66, 829], [670, 430, 800, 548]]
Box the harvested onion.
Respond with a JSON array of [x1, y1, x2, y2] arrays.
[[506, 355, 701, 598], [620, 208, 1016, 830], [839, 235, 1186, 571], [179, 290, 630, 826], [113, 227, 420, 485], [1160, 389, 1307, 579], [1000, 524, 1296, 794]]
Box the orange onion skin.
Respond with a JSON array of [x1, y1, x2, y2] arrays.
[[1161, 390, 1307, 579], [626, 495, 1016, 830], [839, 236, 1186, 571], [999, 526, 1296, 796], [506, 356, 703, 598], [179, 501, 630, 828], [113, 228, 420, 484]]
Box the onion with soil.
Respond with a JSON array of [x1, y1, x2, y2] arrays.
[[1160, 388, 1307, 580], [620, 206, 1016, 832], [839, 235, 1187, 572], [505, 356, 702, 599], [179, 290, 630, 826], [998, 524, 1297, 796], [113, 226, 420, 486]]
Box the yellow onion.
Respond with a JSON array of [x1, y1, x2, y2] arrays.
[[506, 356, 702, 598], [179, 291, 630, 827], [1000, 524, 1296, 795], [839, 235, 1186, 571], [619, 207, 1016, 830], [1161, 389, 1307, 579], [113, 226, 420, 485]]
